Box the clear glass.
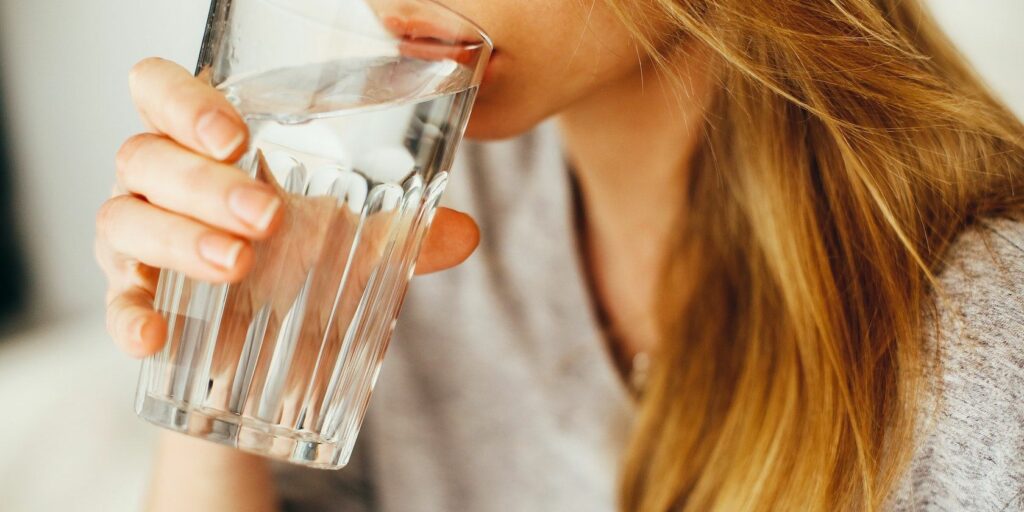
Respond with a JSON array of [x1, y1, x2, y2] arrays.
[[135, 0, 491, 469]]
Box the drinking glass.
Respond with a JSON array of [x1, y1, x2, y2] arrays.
[[135, 0, 491, 469]]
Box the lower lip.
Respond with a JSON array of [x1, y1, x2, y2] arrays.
[[396, 41, 500, 88], [397, 38, 477, 66], [383, 16, 498, 87]]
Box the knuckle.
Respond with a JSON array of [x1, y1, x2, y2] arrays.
[[95, 198, 119, 242], [94, 238, 114, 274], [115, 133, 154, 187], [95, 195, 133, 246], [128, 57, 165, 91], [104, 296, 124, 337]]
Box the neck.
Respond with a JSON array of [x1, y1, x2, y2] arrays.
[[557, 55, 711, 357]]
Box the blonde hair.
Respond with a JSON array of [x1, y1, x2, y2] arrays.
[[605, 1, 1024, 510]]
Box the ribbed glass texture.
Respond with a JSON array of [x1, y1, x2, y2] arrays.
[[134, 0, 490, 469]]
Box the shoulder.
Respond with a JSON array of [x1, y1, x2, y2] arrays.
[[893, 217, 1024, 510], [937, 216, 1024, 293], [928, 216, 1024, 420], [932, 216, 1024, 348]]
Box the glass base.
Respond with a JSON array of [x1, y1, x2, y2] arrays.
[[137, 394, 351, 470]]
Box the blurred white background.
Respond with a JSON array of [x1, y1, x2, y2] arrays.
[[0, 1, 1020, 511], [0, 1, 209, 320]]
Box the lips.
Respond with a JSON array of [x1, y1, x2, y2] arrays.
[[382, 16, 489, 67], [382, 17, 484, 44]]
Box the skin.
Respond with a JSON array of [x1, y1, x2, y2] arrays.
[[96, 1, 711, 509]]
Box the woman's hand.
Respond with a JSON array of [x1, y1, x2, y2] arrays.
[[97, 57, 480, 358]]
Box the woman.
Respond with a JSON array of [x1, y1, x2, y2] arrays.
[[96, 0, 1024, 510]]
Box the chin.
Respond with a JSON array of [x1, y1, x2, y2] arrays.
[[462, 92, 548, 141], [463, 109, 544, 140]]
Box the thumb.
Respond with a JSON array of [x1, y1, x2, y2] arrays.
[[415, 208, 480, 275]]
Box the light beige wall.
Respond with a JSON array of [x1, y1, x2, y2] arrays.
[[0, 0, 1021, 321], [0, 1, 208, 319], [928, 0, 1024, 115]]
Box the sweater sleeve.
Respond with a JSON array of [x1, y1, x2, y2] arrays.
[[890, 217, 1024, 511]]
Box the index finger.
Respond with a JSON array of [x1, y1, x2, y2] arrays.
[[129, 57, 248, 162]]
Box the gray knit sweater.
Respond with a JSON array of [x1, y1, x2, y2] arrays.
[[273, 124, 1024, 511]]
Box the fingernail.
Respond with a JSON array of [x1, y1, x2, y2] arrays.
[[196, 110, 245, 160], [228, 186, 281, 231], [198, 234, 244, 270]]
